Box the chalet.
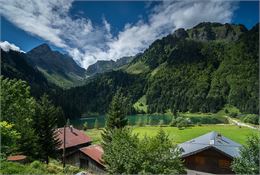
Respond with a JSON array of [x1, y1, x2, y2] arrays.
[[7, 155, 27, 163], [179, 131, 241, 174], [56, 126, 105, 173], [66, 145, 105, 173], [56, 126, 92, 156]]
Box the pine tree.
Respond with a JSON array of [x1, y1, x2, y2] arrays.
[[101, 90, 128, 147], [105, 90, 128, 129], [33, 94, 61, 164]]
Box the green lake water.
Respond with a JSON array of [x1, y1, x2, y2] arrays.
[[71, 114, 173, 129]]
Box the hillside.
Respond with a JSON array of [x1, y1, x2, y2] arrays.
[[86, 56, 134, 76], [27, 44, 86, 88], [57, 22, 258, 118], [0, 49, 55, 97]]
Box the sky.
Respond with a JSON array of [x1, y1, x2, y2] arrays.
[[0, 0, 259, 68]]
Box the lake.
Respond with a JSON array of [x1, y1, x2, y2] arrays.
[[71, 114, 173, 129]]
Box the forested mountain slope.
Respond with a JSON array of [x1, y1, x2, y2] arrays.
[[58, 22, 258, 118]]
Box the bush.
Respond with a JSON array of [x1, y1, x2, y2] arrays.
[[83, 122, 88, 131], [230, 112, 238, 118], [158, 119, 164, 127], [136, 118, 143, 127], [241, 115, 259, 125]]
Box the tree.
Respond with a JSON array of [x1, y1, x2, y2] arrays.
[[94, 118, 99, 129], [103, 128, 185, 174], [83, 121, 88, 131], [0, 121, 20, 156], [0, 77, 38, 158], [105, 90, 128, 129], [33, 94, 61, 164], [139, 129, 186, 174], [101, 90, 128, 147], [231, 134, 260, 174], [102, 128, 142, 174], [158, 119, 164, 126]]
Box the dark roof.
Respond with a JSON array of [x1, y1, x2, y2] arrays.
[[179, 131, 241, 158], [7, 155, 27, 161], [80, 145, 104, 166], [56, 126, 92, 149]]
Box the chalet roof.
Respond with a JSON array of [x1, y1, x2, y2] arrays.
[[56, 126, 92, 150], [7, 155, 27, 161], [80, 145, 104, 166], [179, 131, 241, 158]]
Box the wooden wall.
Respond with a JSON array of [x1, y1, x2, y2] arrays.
[[183, 147, 234, 174]]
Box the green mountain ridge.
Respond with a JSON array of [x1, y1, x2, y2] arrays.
[[57, 22, 259, 118], [26, 44, 87, 88]]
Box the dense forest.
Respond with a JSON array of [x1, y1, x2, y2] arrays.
[[56, 22, 259, 118], [1, 22, 258, 118]]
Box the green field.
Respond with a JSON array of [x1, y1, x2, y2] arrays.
[[85, 125, 258, 145]]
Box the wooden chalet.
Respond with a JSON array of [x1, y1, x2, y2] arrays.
[[179, 131, 241, 174], [56, 126, 105, 173], [66, 145, 105, 173], [56, 126, 92, 155]]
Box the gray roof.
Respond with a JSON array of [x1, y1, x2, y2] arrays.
[[178, 131, 241, 158]]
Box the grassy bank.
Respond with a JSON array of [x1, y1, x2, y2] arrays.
[[86, 125, 258, 145]]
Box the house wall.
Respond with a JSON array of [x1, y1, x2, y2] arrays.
[[65, 151, 105, 174], [183, 147, 234, 174]]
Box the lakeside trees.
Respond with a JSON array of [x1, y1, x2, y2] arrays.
[[102, 91, 185, 174]]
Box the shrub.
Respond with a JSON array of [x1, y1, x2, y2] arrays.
[[230, 112, 238, 118], [83, 122, 88, 131], [159, 119, 164, 127]]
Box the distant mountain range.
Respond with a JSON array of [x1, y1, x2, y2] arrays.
[[1, 22, 258, 118], [1, 42, 134, 88], [86, 56, 134, 76], [26, 44, 87, 88]]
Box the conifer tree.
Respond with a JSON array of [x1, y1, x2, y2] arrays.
[[101, 89, 128, 147], [33, 94, 61, 164]]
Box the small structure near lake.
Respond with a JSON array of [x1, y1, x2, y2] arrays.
[[56, 126, 105, 173], [179, 131, 241, 174]]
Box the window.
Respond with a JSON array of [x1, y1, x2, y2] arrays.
[[219, 159, 230, 169]]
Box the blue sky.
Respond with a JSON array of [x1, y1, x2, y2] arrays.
[[0, 1, 259, 68]]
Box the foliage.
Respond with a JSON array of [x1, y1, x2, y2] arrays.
[[240, 114, 259, 125], [102, 128, 142, 174], [0, 77, 38, 158], [0, 159, 82, 174], [231, 134, 260, 174], [83, 121, 88, 131], [33, 94, 61, 163], [0, 121, 20, 155], [139, 129, 185, 174], [94, 118, 99, 129], [103, 128, 185, 174], [101, 90, 128, 147]]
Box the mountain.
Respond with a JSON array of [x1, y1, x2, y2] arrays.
[[0, 49, 56, 97], [86, 56, 134, 76], [26, 44, 86, 88], [57, 22, 258, 118]]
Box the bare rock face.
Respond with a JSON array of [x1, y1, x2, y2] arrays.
[[173, 28, 188, 39], [187, 22, 248, 41]]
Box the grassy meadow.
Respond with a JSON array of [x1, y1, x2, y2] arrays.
[[86, 125, 258, 145]]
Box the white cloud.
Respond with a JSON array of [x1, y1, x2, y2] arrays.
[[0, 0, 237, 68], [0, 41, 25, 53]]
